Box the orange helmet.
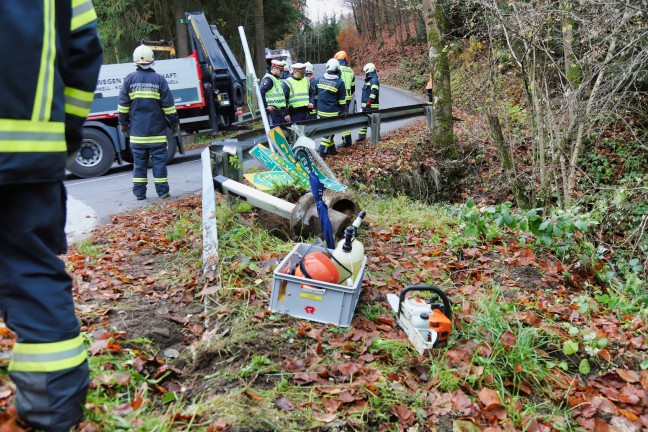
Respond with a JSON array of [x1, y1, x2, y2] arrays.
[[294, 252, 339, 284], [334, 51, 349, 62]]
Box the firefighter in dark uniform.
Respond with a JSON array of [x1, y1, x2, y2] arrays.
[[314, 59, 347, 157], [358, 62, 380, 141], [118, 45, 180, 200], [260, 59, 287, 128], [282, 63, 315, 123], [0, 1, 103, 430]]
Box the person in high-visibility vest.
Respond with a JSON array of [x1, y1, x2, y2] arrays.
[[358, 62, 380, 142], [282, 63, 315, 123], [334, 51, 356, 147], [0, 1, 103, 430], [260, 59, 287, 127], [314, 59, 347, 157], [118, 45, 180, 200], [304, 62, 317, 119]]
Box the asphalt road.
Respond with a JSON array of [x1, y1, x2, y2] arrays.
[[64, 69, 426, 243]]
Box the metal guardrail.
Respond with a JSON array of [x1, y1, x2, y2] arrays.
[[224, 103, 433, 149]]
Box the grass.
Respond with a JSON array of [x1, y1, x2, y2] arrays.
[[358, 192, 457, 232], [74, 238, 105, 260]]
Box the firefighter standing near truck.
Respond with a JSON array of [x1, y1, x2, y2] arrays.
[[334, 51, 355, 147], [260, 59, 287, 127], [358, 62, 380, 142], [282, 63, 315, 123], [0, 1, 103, 430], [118, 45, 180, 200]]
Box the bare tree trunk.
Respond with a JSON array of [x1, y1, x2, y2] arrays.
[[254, 0, 266, 76], [403, 7, 412, 40], [489, 114, 529, 208], [376, 0, 384, 46], [414, 10, 426, 41], [174, 0, 189, 57], [396, 0, 404, 58], [423, 0, 457, 159]]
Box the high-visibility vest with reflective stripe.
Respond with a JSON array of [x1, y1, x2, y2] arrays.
[[340, 65, 355, 102], [285, 77, 310, 108], [0, 1, 103, 184], [262, 74, 286, 108], [9, 334, 87, 373]]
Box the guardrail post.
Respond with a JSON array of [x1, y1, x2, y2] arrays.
[[424, 105, 434, 130], [209, 139, 245, 183], [369, 113, 381, 145], [286, 124, 306, 144]]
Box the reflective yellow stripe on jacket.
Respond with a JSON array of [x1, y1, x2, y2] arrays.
[[64, 87, 95, 117], [0, 119, 66, 152], [129, 91, 160, 99], [71, 0, 98, 31], [9, 334, 87, 372], [130, 135, 167, 144]]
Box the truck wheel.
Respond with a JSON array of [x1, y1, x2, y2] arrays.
[[67, 128, 115, 178]]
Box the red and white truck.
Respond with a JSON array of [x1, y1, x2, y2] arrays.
[[68, 12, 247, 178]]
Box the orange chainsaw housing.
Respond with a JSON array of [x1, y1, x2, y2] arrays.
[[429, 309, 452, 340]]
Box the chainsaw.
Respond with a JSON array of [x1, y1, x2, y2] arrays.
[[387, 285, 452, 355]]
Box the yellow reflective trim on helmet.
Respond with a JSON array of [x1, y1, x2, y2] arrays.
[[71, 0, 97, 31]]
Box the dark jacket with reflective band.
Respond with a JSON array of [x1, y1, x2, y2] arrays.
[[260, 73, 286, 113], [314, 72, 347, 117], [0, 0, 103, 185], [361, 72, 380, 109], [283, 76, 312, 111], [118, 67, 179, 147]]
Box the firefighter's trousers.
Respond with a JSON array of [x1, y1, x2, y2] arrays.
[[0, 182, 89, 432], [132, 145, 169, 198]]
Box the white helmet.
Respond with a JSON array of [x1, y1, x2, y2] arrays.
[[326, 58, 340, 72], [133, 45, 154, 67], [305, 62, 314, 73], [363, 63, 376, 74]]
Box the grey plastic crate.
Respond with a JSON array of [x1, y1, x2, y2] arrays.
[[270, 243, 366, 327]]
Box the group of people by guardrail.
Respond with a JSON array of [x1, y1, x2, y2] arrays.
[[260, 51, 381, 158]]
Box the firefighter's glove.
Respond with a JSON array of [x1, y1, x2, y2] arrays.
[[173, 124, 180, 137], [120, 124, 129, 138], [341, 110, 348, 120]]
